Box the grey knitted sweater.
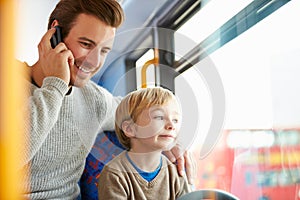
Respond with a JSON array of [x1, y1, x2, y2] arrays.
[[21, 70, 120, 199]]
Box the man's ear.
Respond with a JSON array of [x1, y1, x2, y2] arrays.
[[121, 120, 135, 138], [51, 19, 59, 28]]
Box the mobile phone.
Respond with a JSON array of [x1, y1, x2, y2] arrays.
[[50, 26, 62, 48]]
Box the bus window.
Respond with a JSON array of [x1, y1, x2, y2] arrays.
[[174, 0, 252, 60], [174, 0, 300, 199]]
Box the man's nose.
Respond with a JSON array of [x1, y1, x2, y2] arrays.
[[85, 47, 101, 67]]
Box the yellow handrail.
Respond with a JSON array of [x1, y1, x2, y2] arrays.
[[141, 48, 159, 88], [0, 1, 25, 199], [141, 58, 159, 88]]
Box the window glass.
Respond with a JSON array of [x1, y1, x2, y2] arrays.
[[175, 1, 300, 199], [174, 0, 253, 60]]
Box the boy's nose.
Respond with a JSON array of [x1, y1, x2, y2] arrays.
[[165, 120, 175, 130]]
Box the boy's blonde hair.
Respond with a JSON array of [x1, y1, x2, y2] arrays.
[[115, 87, 177, 149]]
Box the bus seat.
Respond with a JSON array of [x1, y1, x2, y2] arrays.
[[79, 131, 125, 200]]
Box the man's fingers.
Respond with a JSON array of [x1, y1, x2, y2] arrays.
[[184, 151, 196, 185], [163, 150, 176, 163], [171, 143, 184, 159], [176, 155, 185, 177], [39, 28, 56, 51], [164, 144, 197, 185]]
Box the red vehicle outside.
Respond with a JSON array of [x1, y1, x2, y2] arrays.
[[192, 129, 300, 200]]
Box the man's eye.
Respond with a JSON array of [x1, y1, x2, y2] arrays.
[[101, 49, 110, 54], [80, 42, 92, 48]]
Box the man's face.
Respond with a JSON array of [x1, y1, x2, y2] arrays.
[[64, 13, 116, 87]]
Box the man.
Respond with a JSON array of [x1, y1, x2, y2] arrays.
[[21, 0, 195, 199]]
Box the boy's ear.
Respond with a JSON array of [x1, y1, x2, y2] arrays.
[[121, 120, 135, 138]]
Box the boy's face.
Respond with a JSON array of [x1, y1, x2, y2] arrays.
[[63, 13, 116, 87], [132, 98, 182, 152]]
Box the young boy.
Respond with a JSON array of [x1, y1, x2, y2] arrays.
[[98, 87, 192, 199]]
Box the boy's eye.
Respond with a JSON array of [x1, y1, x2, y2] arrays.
[[172, 118, 179, 123], [154, 116, 164, 120]]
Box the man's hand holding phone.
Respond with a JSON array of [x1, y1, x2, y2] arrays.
[[37, 26, 74, 85], [51, 26, 62, 48]]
